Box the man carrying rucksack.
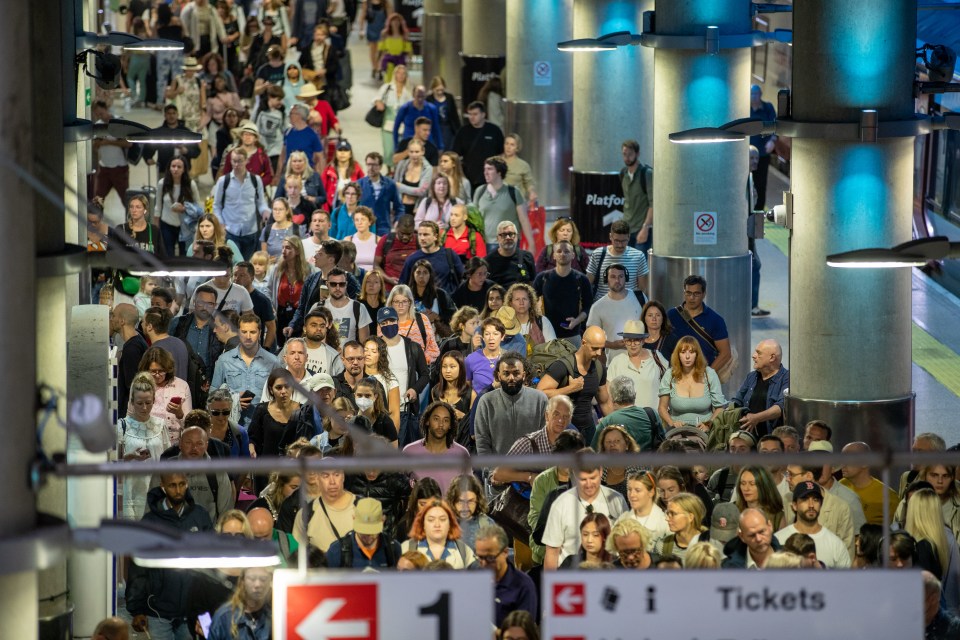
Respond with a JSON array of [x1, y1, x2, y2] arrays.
[[442, 203, 487, 263], [324, 498, 403, 570], [536, 326, 614, 446], [620, 139, 653, 253], [213, 147, 271, 260]]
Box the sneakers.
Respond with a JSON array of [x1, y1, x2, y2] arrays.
[[751, 307, 771, 317]]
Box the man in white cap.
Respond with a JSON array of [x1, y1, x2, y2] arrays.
[[324, 497, 403, 569]]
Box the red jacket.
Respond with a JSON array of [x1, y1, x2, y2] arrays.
[[321, 161, 365, 212]]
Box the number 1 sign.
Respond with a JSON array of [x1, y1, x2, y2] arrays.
[[273, 569, 493, 640]]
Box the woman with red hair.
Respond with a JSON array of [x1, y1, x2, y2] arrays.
[[403, 498, 478, 569]]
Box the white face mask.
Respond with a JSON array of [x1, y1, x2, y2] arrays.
[[355, 396, 374, 412]]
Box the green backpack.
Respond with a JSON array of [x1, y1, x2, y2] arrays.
[[529, 338, 604, 384], [440, 204, 486, 256]]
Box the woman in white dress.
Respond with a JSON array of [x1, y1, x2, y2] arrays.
[[117, 372, 171, 520]]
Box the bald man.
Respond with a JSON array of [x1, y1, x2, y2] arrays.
[[839, 441, 900, 525], [732, 338, 789, 436], [721, 507, 781, 568], [111, 303, 148, 414], [248, 506, 299, 564], [93, 616, 129, 640], [537, 325, 613, 444]]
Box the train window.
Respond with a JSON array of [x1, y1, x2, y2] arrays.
[[930, 130, 948, 214], [947, 131, 960, 224]]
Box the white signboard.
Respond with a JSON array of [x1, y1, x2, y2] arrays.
[[274, 569, 493, 640], [693, 211, 717, 245], [542, 570, 922, 640], [534, 61, 553, 86]]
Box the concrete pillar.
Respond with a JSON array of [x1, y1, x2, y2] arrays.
[[0, 1, 39, 639], [647, 0, 753, 395], [784, 0, 915, 450], [461, 0, 506, 106], [570, 0, 651, 244], [423, 0, 463, 99], [504, 0, 573, 215]]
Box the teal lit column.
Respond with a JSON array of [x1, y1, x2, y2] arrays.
[[505, 0, 574, 215], [570, 0, 651, 244], [647, 0, 753, 395], [784, 0, 916, 449]]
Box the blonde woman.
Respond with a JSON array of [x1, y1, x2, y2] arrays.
[[117, 373, 171, 520], [208, 567, 273, 640], [386, 284, 440, 364], [437, 151, 471, 202], [187, 213, 243, 264], [654, 492, 708, 562], [906, 488, 957, 584], [260, 198, 300, 260], [394, 139, 434, 207], [276, 150, 324, 210], [374, 63, 412, 167], [506, 282, 554, 354]]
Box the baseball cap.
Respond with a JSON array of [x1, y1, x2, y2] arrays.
[[304, 372, 335, 391], [377, 307, 399, 324], [354, 498, 384, 535], [793, 480, 823, 502], [807, 440, 834, 453], [709, 502, 741, 544], [336, 140, 352, 152], [729, 430, 757, 449]]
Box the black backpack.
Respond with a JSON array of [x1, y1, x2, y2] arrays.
[[183, 341, 211, 409], [336, 533, 397, 568]]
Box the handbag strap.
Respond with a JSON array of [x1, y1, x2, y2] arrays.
[[317, 497, 342, 541], [676, 305, 719, 352]]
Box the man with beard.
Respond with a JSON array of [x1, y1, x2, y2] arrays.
[[171, 286, 223, 379], [585, 263, 643, 362], [475, 353, 548, 456], [485, 220, 535, 288], [324, 268, 371, 343], [128, 473, 213, 638], [325, 498, 404, 569], [542, 450, 628, 569], [402, 400, 470, 493], [333, 340, 366, 402], [775, 481, 851, 568], [301, 308, 344, 376], [211, 313, 280, 424], [154, 426, 234, 521]]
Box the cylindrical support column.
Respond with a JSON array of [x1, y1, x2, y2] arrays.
[[648, 0, 753, 395], [461, 0, 506, 107], [505, 0, 573, 214], [0, 1, 38, 639], [67, 306, 114, 637], [570, 0, 651, 244], [423, 0, 463, 99], [785, 0, 916, 450]]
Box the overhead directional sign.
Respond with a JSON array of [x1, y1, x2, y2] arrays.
[[274, 569, 492, 640], [541, 570, 922, 640]]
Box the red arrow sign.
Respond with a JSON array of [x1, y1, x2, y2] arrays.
[[287, 584, 377, 640], [553, 583, 585, 616]]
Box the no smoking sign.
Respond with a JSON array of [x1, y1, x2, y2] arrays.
[[694, 211, 717, 245]]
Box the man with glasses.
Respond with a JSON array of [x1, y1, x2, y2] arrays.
[[542, 449, 628, 570], [585, 220, 649, 302], [333, 340, 367, 402], [781, 462, 856, 559], [324, 267, 371, 342], [285, 240, 360, 338], [664, 274, 732, 374], [475, 524, 537, 627], [358, 151, 405, 234], [609, 517, 655, 569], [486, 221, 536, 288], [171, 285, 224, 379]]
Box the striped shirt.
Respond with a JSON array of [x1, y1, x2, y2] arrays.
[[586, 246, 649, 301]]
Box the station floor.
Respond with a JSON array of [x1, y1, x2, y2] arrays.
[[103, 34, 960, 449]]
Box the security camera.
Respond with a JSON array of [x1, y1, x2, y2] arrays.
[[765, 204, 788, 227], [76, 49, 123, 91]]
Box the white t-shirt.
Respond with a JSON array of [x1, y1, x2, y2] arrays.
[[542, 486, 628, 565], [586, 294, 644, 362], [615, 504, 670, 549], [306, 343, 344, 376], [325, 299, 372, 343], [607, 352, 669, 410], [303, 236, 323, 263], [385, 339, 410, 409], [198, 280, 254, 313], [775, 524, 851, 568]]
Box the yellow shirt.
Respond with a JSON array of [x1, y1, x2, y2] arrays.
[[839, 477, 899, 525]]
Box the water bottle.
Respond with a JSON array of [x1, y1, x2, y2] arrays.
[[123, 95, 132, 113]]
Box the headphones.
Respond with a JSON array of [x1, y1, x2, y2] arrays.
[[602, 263, 629, 285]]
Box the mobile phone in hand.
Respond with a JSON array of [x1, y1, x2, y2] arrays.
[[241, 390, 255, 401], [559, 321, 570, 329]]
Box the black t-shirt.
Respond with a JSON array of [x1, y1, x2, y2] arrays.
[[452, 279, 492, 311], [451, 122, 505, 188], [545, 359, 607, 430], [255, 59, 286, 86], [396, 137, 440, 166], [533, 270, 593, 339], [249, 288, 276, 346], [486, 250, 535, 288], [748, 374, 771, 417]]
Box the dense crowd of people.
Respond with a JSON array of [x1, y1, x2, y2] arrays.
[[87, 3, 958, 640]]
